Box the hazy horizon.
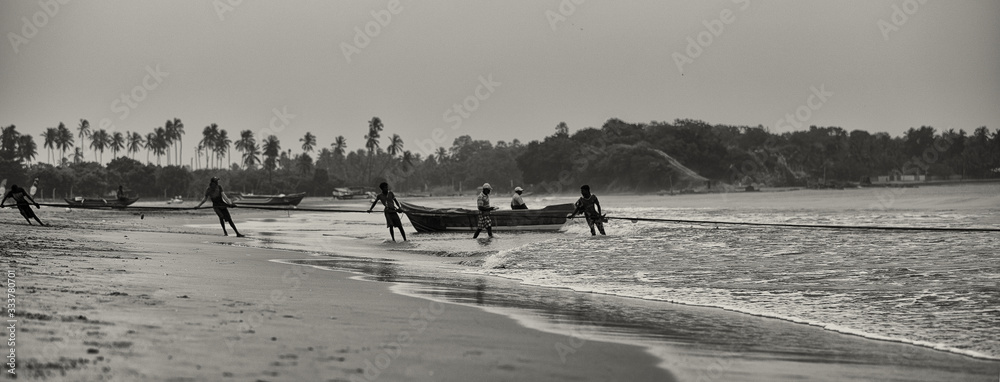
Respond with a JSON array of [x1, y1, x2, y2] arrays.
[[2, 0, 998, 165]]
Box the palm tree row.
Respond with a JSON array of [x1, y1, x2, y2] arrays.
[[14, 117, 413, 184], [30, 119, 185, 167], [235, 130, 261, 169], [197, 123, 235, 170], [1, 125, 37, 164]]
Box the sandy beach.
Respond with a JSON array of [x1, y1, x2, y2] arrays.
[[4, 185, 1000, 381], [3, 209, 672, 381]]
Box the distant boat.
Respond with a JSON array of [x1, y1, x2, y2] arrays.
[[332, 187, 376, 200], [230, 192, 306, 206], [64, 196, 140, 208], [167, 196, 184, 204], [399, 202, 576, 233]]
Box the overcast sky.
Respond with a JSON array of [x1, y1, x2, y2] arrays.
[[2, 0, 998, 165]]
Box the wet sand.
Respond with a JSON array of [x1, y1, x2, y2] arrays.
[[1, 209, 671, 381]]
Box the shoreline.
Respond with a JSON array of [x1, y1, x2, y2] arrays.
[[279, 253, 1000, 381], [467, 266, 1000, 362]]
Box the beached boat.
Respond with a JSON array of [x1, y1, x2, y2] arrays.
[[332, 187, 376, 200], [230, 192, 306, 206], [64, 196, 140, 208], [398, 202, 576, 232]]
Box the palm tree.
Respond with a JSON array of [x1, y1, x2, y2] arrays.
[[110, 132, 125, 160], [0, 125, 18, 154], [143, 132, 156, 164], [151, 127, 169, 165], [235, 130, 256, 169], [43, 127, 57, 164], [97, 129, 111, 162], [262, 135, 281, 182], [365, 117, 383, 182], [242, 142, 261, 169], [300, 132, 316, 153], [332, 135, 347, 157], [365, 117, 383, 152], [164, 119, 174, 165], [387, 134, 403, 156], [144, 133, 154, 163], [57, 123, 73, 163], [171, 118, 184, 166], [72, 147, 84, 164], [435, 147, 448, 162], [401, 150, 414, 172], [77, 119, 90, 158], [17, 135, 36, 164], [127, 132, 145, 160], [194, 143, 203, 169], [201, 124, 220, 168], [89, 129, 110, 163], [216, 129, 231, 169]]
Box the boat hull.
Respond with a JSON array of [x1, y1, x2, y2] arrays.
[[233, 192, 306, 206], [332, 187, 375, 200], [64, 197, 139, 208], [399, 202, 575, 233]]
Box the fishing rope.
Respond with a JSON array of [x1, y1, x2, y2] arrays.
[[601, 216, 1000, 233], [4, 203, 997, 233]]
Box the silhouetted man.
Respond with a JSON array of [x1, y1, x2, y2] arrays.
[[573, 184, 605, 236], [368, 182, 407, 242], [195, 177, 244, 237], [1, 184, 47, 226]]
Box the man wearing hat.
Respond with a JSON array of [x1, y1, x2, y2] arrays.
[[195, 177, 245, 237], [510, 186, 528, 210], [473, 183, 497, 239]]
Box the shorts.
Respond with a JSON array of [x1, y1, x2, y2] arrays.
[[477, 212, 492, 229], [213, 206, 233, 223], [384, 210, 403, 228], [585, 214, 604, 228], [17, 204, 37, 219]]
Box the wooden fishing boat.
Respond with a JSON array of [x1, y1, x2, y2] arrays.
[[332, 187, 375, 200], [231, 192, 306, 206], [64, 196, 140, 208], [398, 202, 576, 233]]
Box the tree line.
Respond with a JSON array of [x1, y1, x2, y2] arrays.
[[1, 117, 998, 200]]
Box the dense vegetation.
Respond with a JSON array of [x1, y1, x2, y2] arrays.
[[1, 117, 998, 200]]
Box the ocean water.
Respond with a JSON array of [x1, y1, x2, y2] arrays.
[[204, 184, 1000, 364], [474, 207, 1000, 360]]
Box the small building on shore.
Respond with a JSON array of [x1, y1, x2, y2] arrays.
[[870, 174, 926, 184]]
